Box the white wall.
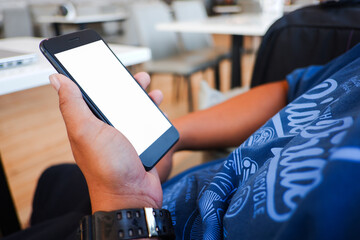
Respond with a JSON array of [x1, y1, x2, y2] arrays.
[[0, 0, 154, 9], [0, 0, 135, 4]]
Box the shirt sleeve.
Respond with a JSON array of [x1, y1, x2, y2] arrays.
[[286, 43, 360, 103], [286, 65, 324, 103]]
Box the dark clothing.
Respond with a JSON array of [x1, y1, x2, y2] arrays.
[[4, 164, 90, 240]]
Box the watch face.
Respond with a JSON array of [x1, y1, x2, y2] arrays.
[[81, 208, 175, 239]]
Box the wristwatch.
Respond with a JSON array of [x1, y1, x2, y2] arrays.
[[79, 208, 175, 239]]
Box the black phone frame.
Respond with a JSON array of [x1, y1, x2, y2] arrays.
[[39, 29, 179, 170]]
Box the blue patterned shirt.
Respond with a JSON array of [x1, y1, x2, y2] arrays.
[[162, 43, 360, 239]]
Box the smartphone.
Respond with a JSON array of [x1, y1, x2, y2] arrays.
[[40, 29, 179, 171]]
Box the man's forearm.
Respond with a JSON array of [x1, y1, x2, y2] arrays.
[[174, 80, 289, 151]]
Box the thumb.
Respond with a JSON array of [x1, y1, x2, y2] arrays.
[[49, 74, 96, 130]]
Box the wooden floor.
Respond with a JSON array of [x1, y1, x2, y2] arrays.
[[0, 35, 257, 228]]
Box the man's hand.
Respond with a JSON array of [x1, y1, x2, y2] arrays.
[[50, 72, 163, 213]]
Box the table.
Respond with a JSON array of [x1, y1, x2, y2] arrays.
[[0, 37, 151, 95], [156, 12, 282, 88], [212, 5, 242, 14], [35, 12, 127, 36]]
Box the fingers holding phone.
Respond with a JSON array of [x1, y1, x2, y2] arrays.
[[133, 72, 164, 106]]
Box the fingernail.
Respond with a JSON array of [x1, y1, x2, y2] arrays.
[[49, 74, 61, 92]]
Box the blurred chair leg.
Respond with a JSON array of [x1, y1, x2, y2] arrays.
[[148, 73, 153, 92], [173, 75, 180, 103], [231, 35, 243, 88], [214, 63, 221, 90], [185, 75, 194, 112]]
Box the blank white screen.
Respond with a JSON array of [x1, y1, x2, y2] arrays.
[[55, 40, 171, 155]]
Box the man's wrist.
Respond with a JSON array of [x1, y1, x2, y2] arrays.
[[89, 190, 162, 214]]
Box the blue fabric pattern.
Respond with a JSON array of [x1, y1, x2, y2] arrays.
[[162, 44, 360, 239]]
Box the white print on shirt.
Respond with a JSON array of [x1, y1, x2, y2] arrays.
[[246, 127, 276, 147], [229, 148, 259, 183], [273, 79, 338, 137], [267, 117, 353, 222], [341, 75, 360, 94], [225, 78, 355, 221], [162, 177, 188, 226], [265, 78, 354, 222], [330, 147, 360, 163], [223, 149, 258, 218], [226, 185, 251, 218]]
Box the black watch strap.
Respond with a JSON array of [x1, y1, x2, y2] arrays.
[[79, 208, 175, 240]]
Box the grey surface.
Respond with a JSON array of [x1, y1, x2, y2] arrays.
[[3, 6, 34, 37], [130, 1, 223, 111]]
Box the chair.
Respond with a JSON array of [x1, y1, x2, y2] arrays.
[[250, 1, 360, 88], [3, 6, 34, 37], [172, 0, 231, 90], [237, 0, 262, 13], [0, 154, 21, 237], [130, 1, 220, 112]]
